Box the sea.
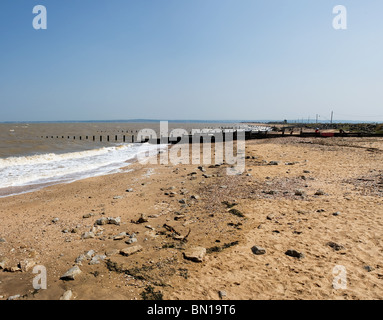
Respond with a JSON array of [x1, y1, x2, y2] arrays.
[[0, 120, 243, 198]]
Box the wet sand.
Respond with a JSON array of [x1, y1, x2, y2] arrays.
[[0, 137, 382, 300]]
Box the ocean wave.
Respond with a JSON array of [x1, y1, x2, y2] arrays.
[[0, 143, 166, 191]]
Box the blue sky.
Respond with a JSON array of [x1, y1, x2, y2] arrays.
[[0, 0, 382, 122]]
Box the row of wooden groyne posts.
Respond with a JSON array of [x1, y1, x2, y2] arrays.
[[40, 128, 383, 145]]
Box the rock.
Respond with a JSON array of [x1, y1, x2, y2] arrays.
[[251, 246, 266, 255], [268, 161, 280, 165], [60, 266, 82, 281], [105, 248, 119, 257], [95, 217, 109, 225], [85, 250, 95, 259], [136, 214, 148, 224], [82, 213, 94, 219], [112, 232, 127, 240], [333, 211, 341, 216], [174, 215, 186, 221], [18, 259, 36, 272], [89, 254, 106, 265], [294, 189, 306, 196], [52, 218, 59, 223], [266, 214, 275, 220], [285, 249, 305, 259], [327, 242, 344, 251], [113, 196, 123, 200], [125, 237, 137, 244], [183, 246, 206, 262], [218, 290, 227, 299], [60, 290, 73, 300], [7, 294, 21, 300], [75, 254, 86, 265], [179, 199, 186, 204], [0, 257, 8, 269], [126, 188, 133, 192], [364, 265, 374, 272], [81, 231, 95, 239], [0, 238, 6, 243], [314, 189, 325, 196], [108, 217, 121, 225], [191, 195, 200, 200], [120, 245, 143, 256], [220, 185, 228, 189], [202, 174, 212, 178]]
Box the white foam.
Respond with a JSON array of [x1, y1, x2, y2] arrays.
[[0, 143, 167, 194]]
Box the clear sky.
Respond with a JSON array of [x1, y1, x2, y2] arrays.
[[0, 0, 382, 122]]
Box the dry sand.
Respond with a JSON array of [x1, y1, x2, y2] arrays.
[[0, 137, 382, 300]]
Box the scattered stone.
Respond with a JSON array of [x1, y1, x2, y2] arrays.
[[218, 290, 227, 299], [174, 215, 186, 221], [120, 245, 143, 256], [81, 231, 95, 239], [183, 246, 206, 263], [136, 214, 148, 224], [126, 188, 133, 192], [327, 242, 345, 251], [95, 217, 108, 225], [83, 213, 94, 219], [89, 254, 106, 265], [0, 257, 8, 269], [52, 218, 59, 223], [266, 214, 275, 220], [179, 199, 186, 204], [333, 211, 341, 216], [220, 185, 228, 189], [60, 265, 82, 281], [18, 259, 36, 272], [303, 170, 311, 173], [314, 189, 325, 196], [113, 196, 123, 200], [60, 290, 73, 300], [228, 208, 246, 218], [364, 265, 374, 272], [75, 254, 86, 265], [125, 237, 137, 244], [0, 238, 6, 243], [268, 161, 280, 165], [191, 195, 200, 200], [7, 294, 21, 300], [105, 249, 119, 257], [85, 250, 95, 259], [112, 232, 127, 240], [294, 189, 306, 196], [251, 246, 266, 255], [202, 174, 212, 178], [285, 249, 305, 259], [108, 217, 121, 225]]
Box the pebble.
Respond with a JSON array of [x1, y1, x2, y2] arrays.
[[60, 290, 73, 300], [314, 189, 325, 196], [285, 249, 305, 259], [60, 265, 82, 281], [183, 246, 206, 263], [120, 245, 143, 256], [218, 291, 227, 299], [89, 254, 106, 265], [268, 161, 280, 165], [327, 242, 344, 251], [0, 238, 6, 243], [126, 188, 133, 192], [333, 211, 341, 216], [251, 246, 266, 255], [52, 218, 59, 223], [364, 265, 374, 272], [81, 232, 95, 239]]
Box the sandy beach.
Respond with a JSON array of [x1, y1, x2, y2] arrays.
[[0, 136, 382, 300]]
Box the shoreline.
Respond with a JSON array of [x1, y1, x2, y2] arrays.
[[0, 137, 382, 300]]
